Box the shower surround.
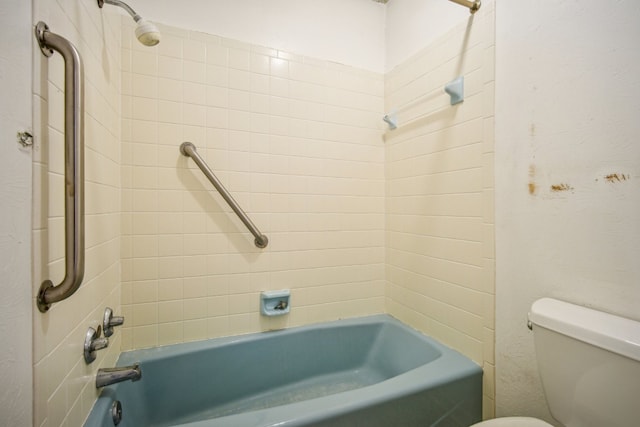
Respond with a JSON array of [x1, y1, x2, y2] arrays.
[[384, 2, 496, 415], [119, 20, 387, 350], [31, 2, 495, 426]]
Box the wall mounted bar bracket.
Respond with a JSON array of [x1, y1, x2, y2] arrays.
[[445, 76, 464, 105], [35, 21, 85, 313], [448, 0, 481, 14], [382, 112, 398, 130], [383, 76, 465, 131], [179, 142, 269, 248]]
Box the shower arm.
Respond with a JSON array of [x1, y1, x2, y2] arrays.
[[98, 0, 142, 22], [448, 0, 481, 14]]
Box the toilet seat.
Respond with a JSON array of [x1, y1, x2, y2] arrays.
[[470, 416, 554, 427]]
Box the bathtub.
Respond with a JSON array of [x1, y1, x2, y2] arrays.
[[85, 315, 482, 427]]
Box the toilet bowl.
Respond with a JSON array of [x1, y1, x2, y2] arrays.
[[471, 416, 553, 427]]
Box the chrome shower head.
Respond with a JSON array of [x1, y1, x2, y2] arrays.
[[134, 18, 161, 46], [98, 0, 161, 46]]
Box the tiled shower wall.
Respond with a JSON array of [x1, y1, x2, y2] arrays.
[[31, 7, 495, 425], [120, 22, 386, 350], [384, 4, 495, 418], [32, 2, 122, 426]]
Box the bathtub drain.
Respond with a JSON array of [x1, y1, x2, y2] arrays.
[[111, 400, 122, 425]]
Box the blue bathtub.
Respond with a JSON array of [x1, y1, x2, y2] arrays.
[[85, 315, 482, 426]]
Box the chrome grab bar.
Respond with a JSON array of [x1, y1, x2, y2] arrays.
[[35, 22, 85, 312], [179, 142, 269, 249]]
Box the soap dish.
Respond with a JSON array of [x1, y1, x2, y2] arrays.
[[260, 290, 290, 316]]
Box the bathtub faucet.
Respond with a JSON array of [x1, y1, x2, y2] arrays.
[[96, 364, 142, 388]]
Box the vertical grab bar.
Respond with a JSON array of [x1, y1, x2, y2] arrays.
[[35, 22, 85, 312], [179, 142, 269, 249]]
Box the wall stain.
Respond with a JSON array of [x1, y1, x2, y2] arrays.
[[528, 164, 537, 195], [604, 173, 630, 183], [550, 183, 573, 192]]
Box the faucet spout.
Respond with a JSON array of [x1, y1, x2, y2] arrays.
[[96, 364, 141, 388]]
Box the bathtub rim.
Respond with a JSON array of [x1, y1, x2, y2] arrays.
[[118, 314, 439, 365], [88, 314, 482, 427]]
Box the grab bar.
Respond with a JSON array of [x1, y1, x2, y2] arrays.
[[179, 142, 269, 248], [35, 22, 85, 312]]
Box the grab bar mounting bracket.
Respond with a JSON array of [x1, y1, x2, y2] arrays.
[[36, 280, 54, 313], [35, 21, 54, 57]]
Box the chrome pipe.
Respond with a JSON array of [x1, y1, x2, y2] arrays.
[[35, 22, 85, 312], [98, 0, 140, 21], [448, 0, 481, 14], [180, 142, 269, 249]]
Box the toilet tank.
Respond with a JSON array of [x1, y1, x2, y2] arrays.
[[528, 298, 640, 427]]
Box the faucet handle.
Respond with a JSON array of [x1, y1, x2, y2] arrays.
[[103, 307, 125, 337], [84, 325, 109, 364]]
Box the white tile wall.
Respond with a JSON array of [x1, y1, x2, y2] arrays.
[[32, 1, 122, 426], [31, 8, 496, 426], [384, 3, 496, 418], [120, 21, 386, 351]]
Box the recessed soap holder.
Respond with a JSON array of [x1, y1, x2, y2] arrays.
[[260, 290, 290, 316]]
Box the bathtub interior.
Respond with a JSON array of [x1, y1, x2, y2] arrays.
[[86, 315, 481, 427]]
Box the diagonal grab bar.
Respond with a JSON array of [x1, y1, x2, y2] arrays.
[[35, 22, 85, 312], [179, 142, 269, 249]]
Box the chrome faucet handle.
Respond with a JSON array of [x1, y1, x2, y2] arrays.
[[103, 307, 125, 337], [84, 325, 109, 364]]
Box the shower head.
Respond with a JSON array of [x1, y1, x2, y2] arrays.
[[97, 0, 161, 46], [134, 18, 161, 46]]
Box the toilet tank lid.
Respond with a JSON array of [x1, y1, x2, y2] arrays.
[[529, 298, 640, 362]]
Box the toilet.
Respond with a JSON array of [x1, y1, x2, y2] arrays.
[[472, 297, 640, 427]]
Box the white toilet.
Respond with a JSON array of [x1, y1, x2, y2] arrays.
[[472, 297, 640, 427]]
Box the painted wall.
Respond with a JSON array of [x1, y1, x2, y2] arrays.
[[495, 0, 640, 422], [132, 0, 387, 73], [31, 1, 123, 425], [384, 2, 495, 418], [120, 21, 386, 350], [384, 0, 482, 72], [0, 0, 33, 424], [131, 0, 479, 73]]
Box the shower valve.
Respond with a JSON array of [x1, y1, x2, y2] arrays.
[[84, 325, 109, 364], [103, 307, 125, 337]]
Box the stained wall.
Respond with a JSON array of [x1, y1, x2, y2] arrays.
[[495, 0, 640, 421]]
